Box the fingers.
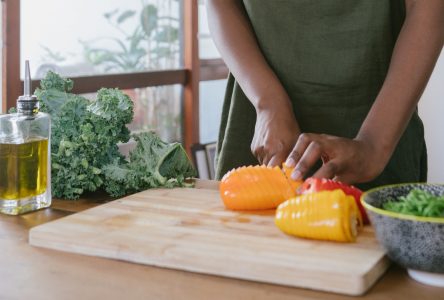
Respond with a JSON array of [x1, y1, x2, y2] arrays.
[[252, 138, 288, 166], [285, 133, 313, 167], [283, 133, 374, 184], [267, 152, 287, 167], [251, 139, 265, 164], [262, 151, 272, 166], [286, 133, 326, 180], [255, 147, 265, 165], [252, 144, 275, 166], [291, 140, 324, 180], [313, 161, 340, 180]]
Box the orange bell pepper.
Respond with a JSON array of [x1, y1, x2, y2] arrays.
[[219, 165, 302, 210]]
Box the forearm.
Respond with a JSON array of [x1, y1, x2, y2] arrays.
[[357, 0, 444, 167], [206, 0, 292, 111]]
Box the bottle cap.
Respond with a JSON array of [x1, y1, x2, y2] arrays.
[[17, 60, 39, 115]]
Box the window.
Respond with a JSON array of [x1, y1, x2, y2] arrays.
[[0, 4, 2, 109], [125, 85, 182, 142], [198, 1, 226, 145], [2, 0, 228, 154], [21, 0, 182, 78], [199, 80, 226, 144], [198, 0, 220, 60]]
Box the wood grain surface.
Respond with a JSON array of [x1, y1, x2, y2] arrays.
[[30, 184, 389, 296], [1, 180, 443, 300]]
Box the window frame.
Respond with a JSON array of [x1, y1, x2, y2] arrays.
[[1, 0, 228, 153]]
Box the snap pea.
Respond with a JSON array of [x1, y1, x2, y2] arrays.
[[383, 189, 444, 218]]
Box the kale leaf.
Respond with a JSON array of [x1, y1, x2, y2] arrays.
[[103, 132, 196, 197], [35, 71, 195, 199]]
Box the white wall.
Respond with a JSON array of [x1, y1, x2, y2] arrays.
[[419, 50, 444, 182], [199, 79, 226, 144]]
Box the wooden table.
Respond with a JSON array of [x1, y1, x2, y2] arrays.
[[1, 182, 443, 300]]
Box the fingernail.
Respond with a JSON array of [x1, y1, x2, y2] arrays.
[[285, 158, 295, 167], [291, 169, 302, 180]]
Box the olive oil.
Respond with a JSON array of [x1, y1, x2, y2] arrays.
[[0, 60, 51, 215], [0, 138, 48, 200]]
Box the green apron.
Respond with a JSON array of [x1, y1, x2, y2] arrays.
[[215, 0, 427, 190]]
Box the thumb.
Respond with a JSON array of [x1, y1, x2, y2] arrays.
[[268, 153, 286, 168]]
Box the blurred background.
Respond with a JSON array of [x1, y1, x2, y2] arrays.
[[1, 0, 226, 148]]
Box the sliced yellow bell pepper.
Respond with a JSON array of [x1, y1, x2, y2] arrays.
[[275, 190, 362, 242]]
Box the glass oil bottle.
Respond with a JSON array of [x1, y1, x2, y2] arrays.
[[0, 61, 51, 215]]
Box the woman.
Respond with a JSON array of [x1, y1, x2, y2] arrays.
[[207, 0, 444, 190]]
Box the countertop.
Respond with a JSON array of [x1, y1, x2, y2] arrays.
[[1, 180, 443, 300]]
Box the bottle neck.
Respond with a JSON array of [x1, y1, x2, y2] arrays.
[[17, 99, 39, 116]]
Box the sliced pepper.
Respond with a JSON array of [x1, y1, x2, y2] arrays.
[[282, 163, 303, 192], [275, 190, 362, 242], [220, 165, 302, 210], [298, 177, 369, 224]]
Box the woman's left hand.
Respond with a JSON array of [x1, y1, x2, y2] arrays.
[[284, 133, 390, 184]]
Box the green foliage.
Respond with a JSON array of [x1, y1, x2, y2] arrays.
[[36, 71, 75, 115], [383, 189, 444, 218], [40, 45, 67, 63], [82, 2, 179, 72], [36, 71, 195, 199], [39, 70, 74, 91], [117, 10, 137, 24], [141, 5, 158, 36], [103, 132, 196, 197]]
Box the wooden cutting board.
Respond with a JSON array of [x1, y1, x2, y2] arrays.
[[29, 181, 389, 296]]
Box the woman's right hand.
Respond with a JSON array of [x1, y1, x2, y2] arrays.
[[207, 0, 301, 167], [251, 100, 300, 167]]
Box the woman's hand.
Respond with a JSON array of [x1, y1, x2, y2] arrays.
[[252, 102, 300, 167], [207, 0, 302, 167], [284, 1, 443, 185], [285, 133, 390, 184]]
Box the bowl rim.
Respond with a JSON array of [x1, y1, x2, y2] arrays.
[[361, 182, 444, 224]]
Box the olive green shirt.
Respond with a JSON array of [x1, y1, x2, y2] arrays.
[[215, 0, 427, 190]]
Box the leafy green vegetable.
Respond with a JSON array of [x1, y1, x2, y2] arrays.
[[35, 71, 196, 199], [383, 189, 444, 218], [102, 132, 195, 197]]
